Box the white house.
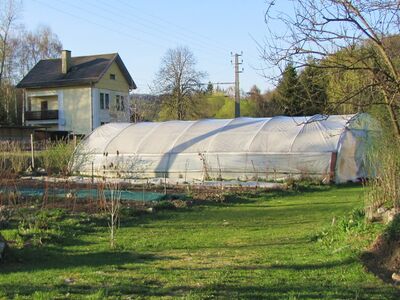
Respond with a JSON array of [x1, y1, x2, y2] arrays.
[[17, 50, 136, 135]]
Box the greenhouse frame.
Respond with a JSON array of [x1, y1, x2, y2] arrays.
[[71, 113, 376, 183]]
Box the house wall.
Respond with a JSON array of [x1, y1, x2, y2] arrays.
[[95, 61, 130, 92], [93, 88, 130, 126], [25, 86, 92, 135], [63, 86, 92, 134], [93, 61, 131, 126]]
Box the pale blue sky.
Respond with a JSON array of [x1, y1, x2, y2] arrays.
[[22, 0, 275, 93]]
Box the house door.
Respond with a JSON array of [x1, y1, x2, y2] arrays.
[[41, 101, 48, 119]]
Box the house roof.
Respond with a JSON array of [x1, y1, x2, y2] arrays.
[[16, 53, 136, 89]]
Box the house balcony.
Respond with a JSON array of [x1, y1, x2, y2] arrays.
[[25, 110, 59, 121]]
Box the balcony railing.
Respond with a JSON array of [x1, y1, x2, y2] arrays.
[[25, 110, 59, 121]]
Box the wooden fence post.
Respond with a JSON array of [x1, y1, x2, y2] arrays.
[[30, 134, 35, 170]]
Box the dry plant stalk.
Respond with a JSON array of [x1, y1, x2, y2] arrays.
[[103, 182, 121, 249]]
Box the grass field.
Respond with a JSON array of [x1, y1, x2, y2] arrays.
[[0, 185, 399, 299]]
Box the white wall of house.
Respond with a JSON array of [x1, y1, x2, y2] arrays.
[[94, 88, 130, 126], [25, 87, 130, 135], [63, 86, 92, 134], [25, 87, 92, 134]]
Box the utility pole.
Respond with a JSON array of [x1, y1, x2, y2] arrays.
[[232, 52, 243, 118]]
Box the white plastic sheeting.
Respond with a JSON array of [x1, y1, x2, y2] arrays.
[[71, 114, 376, 183]]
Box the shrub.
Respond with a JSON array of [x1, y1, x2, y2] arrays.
[[17, 209, 65, 246], [365, 117, 400, 212], [41, 140, 75, 175], [384, 214, 400, 240], [312, 207, 371, 251], [154, 200, 176, 210]]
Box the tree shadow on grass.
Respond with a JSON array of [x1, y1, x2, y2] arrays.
[[0, 279, 171, 299], [1, 275, 398, 299], [159, 257, 356, 272], [182, 282, 400, 300], [1, 248, 175, 274]]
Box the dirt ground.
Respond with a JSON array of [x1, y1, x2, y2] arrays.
[[362, 233, 400, 285]]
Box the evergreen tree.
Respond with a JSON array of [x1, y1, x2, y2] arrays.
[[298, 61, 328, 115], [275, 63, 303, 116], [206, 82, 213, 95]]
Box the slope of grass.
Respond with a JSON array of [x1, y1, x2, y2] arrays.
[[0, 185, 398, 299]]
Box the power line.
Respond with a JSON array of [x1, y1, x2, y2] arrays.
[[32, 0, 164, 49], [58, 0, 214, 56], [92, 0, 229, 56], [56, 0, 228, 58], [32, 0, 255, 95], [41, 0, 228, 67], [118, 0, 232, 54]]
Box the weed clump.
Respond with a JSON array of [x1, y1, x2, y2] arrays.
[[311, 207, 378, 253]]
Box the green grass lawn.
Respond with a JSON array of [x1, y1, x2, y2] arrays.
[[0, 185, 399, 299]]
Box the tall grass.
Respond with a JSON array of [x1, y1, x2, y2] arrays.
[[0, 139, 75, 177], [0, 141, 29, 177], [365, 127, 400, 213]]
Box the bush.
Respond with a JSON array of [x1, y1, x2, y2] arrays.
[[17, 209, 65, 246], [311, 207, 372, 251], [365, 114, 400, 212], [384, 214, 400, 240], [154, 200, 176, 210], [0, 141, 31, 176], [41, 140, 75, 175]]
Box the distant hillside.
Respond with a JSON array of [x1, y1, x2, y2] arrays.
[[130, 93, 159, 102]]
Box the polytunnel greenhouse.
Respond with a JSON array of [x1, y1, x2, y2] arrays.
[[71, 113, 376, 183]]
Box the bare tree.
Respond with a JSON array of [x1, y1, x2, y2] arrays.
[[16, 25, 62, 79], [103, 182, 121, 249], [0, 0, 20, 124], [154, 46, 206, 120], [262, 0, 400, 137], [0, 0, 20, 86], [0, 0, 61, 125]]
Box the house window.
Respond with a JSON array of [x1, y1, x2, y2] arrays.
[[100, 93, 105, 109], [110, 74, 116, 80], [105, 93, 110, 109], [116, 95, 120, 111], [121, 95, 125, 111]]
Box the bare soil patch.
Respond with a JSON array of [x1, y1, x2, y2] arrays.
[[362, 233, 400, 285]]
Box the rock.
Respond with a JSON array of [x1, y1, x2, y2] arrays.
[[36, 168, 47, 175], [64, 277, 75, 284], [365, 207, 382, 223], [392, 272, 400, 284], [383, 208, 399, 224], [0, 233, 7, 261], [377, 207, 387, 214]]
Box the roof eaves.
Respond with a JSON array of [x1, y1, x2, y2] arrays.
[[17, 78, 97, 89]]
